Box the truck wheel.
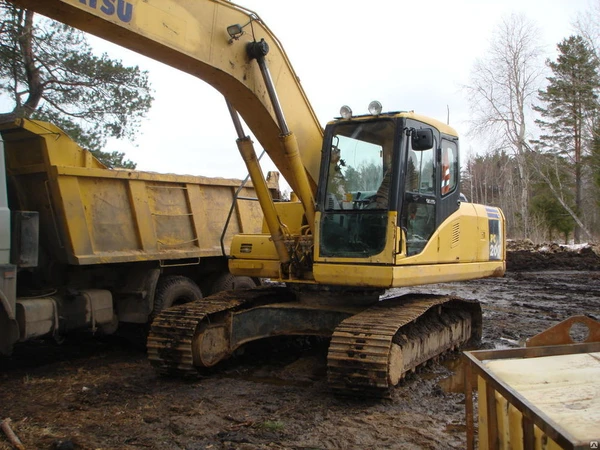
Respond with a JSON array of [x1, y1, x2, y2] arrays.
[[211, 273, 256, 294], [153, 275, 203, 315]]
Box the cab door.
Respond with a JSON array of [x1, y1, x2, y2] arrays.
[[401, 122, 438, 256]]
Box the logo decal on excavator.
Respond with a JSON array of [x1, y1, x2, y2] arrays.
[[78, 0, 133, 24], [486, 207, 502, 261]]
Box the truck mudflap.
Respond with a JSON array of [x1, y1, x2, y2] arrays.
[[327, 295, 482, 397]]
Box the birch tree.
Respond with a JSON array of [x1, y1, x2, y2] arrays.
[[465, 13, 544, 238]]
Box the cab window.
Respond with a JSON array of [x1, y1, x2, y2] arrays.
[[441, 140, 458, 196], [406, 146, 435, 195]]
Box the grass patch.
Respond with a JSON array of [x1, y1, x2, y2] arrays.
[[255, 420, 285, 432]]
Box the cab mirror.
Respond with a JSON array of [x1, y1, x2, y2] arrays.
[[412, 129, 433, 151]]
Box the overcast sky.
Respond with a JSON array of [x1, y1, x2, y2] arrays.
[[88, 0, 589, 190]]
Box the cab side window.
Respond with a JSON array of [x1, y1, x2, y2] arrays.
[[406, 147, 435, 195], [441, 140, 458, 196]]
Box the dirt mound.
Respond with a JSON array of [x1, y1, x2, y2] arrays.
[[507, 240, 600, 271]]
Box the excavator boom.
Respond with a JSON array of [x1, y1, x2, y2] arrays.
[[9, 0, 323, 195]]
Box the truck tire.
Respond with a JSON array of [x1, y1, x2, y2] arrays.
[[153, 275, 203, 316], [211, 273, 256, 294]]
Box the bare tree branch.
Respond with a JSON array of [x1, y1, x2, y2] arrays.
[[464, 13, 544, 237]]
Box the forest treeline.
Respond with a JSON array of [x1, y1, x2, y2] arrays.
[[462, 10, 600, 244]]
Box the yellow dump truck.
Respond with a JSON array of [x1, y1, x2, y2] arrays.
[[0, 118, 279, 355]]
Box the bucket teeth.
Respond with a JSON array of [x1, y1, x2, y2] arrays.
[[327, 295, 481, 397]]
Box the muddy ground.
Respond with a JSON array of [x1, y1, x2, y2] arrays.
[[1, 243, 599, 450]]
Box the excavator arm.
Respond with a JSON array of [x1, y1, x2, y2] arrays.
[[7, 0, 323, 196]]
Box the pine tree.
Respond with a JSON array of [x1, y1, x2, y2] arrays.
[[534, 35, 600, 243], [0, 2, 154, 168], [590, 122, 600, 208]]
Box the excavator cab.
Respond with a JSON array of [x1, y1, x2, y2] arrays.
[[316, 109, 460, 264]]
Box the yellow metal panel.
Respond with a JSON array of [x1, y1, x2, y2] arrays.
[[397, 203, 484, 265], [1, 119, 106, 170], [229, 258, 280, 279], [262, 201, 305, 235], [54, 163, 263, 186], [190, 182, 224, 253], [147, 182, 196, 250], [185, 183, 208, 251], [127, 180, 157, 252], [79, 176, 139, 253], [3, 133, 45, 171], [310, 204, 504, 288], [236, 187, 265, 234], [230, 233, 279, 261], [324, 111, 459, 139], [315, 261, 394, 287], [494, 391, 512, 450], [313, 261, 504, 289], [310, 204, 503, 269], [403, 111, 459, 137], [54, 175, 94, 260], [388, 203, 505, 277]]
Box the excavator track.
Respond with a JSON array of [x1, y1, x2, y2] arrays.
[[147, 294, 244, 376], [327, 295, 481, 397], [148, 287, 481, 398], [147, 286, 297, 377]]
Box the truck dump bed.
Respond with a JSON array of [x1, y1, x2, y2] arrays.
[[0, 119, 277, 265]]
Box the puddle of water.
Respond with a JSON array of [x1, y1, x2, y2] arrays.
[[438, 355, 478, 394]]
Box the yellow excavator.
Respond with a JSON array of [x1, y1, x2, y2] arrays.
[[7, 0, 505, 396]]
